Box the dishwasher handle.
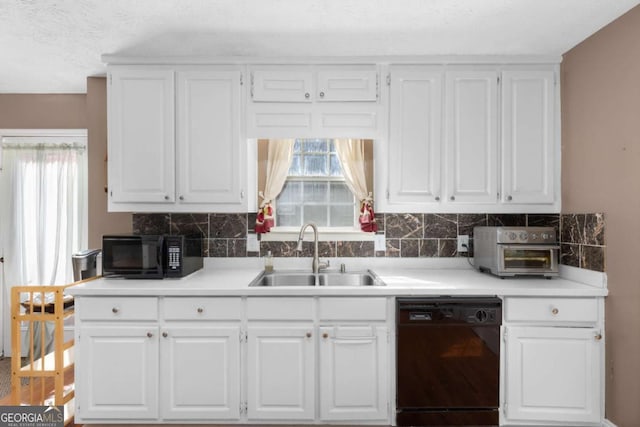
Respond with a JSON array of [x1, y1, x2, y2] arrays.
[[409, 311, 433, 321]]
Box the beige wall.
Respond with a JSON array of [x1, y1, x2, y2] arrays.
[[0, 82, 132, 251], [86, 78, 132, 248], [0, 93, 87, 128], [562, 5, 640, 426]]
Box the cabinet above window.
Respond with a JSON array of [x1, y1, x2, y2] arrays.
[[250, 66, 378, 103], [246, 65, 384, 139]]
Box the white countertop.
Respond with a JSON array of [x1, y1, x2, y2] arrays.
[[67, 257, 608, 298]]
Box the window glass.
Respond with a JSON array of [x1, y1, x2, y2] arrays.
[[275, 139, 356, 228]]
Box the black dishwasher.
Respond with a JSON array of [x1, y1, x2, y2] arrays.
[[396, 297, 502, 426]]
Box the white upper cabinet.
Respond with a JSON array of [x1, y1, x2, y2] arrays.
[[501, 70, 555, 204], [176, 70, 243, 205], [445, 69, 499, 204], [387, 67, 443, 205], [383, 63, 559, 213], [251, 70, 313, 103], [316, 69, 378, 102], [107, 66, 246, 212], [108, 68, 175, 204], [246, 65, 382, 139]]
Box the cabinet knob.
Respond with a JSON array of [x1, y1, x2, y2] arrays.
[[319, 91, 325, 98], [507, 195, 513, 201], [322, 333, 329, 339], [164, 195, 169, 201], [595, 333, 603, 341], [162, 332, 168, 338], [551, 307, 559, 315], [112, 307, 119, 314], [304, 92, 310, 99], [147, 332, 153, 338], [179, 195, 184, 201], [197, 307, 204, 313], [435, 196, 440, 201], [450, 195, 455, 201], [306, 332, 312, 338]]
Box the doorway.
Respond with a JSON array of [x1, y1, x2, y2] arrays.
[[0, 129, 88, 357]]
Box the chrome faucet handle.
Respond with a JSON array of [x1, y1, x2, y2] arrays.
[[318, 259, 330, 271]]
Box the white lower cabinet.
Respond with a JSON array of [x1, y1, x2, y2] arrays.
[[76, 296, 243, 423], [502, 297, 604, 426], [160, 325, 241, 420], [246, 325, 315, 420], [77, 325, 159, 420], [319, 325, 389, 421]]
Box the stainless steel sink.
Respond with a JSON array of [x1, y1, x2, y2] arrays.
[[248, 270, 385, 287]]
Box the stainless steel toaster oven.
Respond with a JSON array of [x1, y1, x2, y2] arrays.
[[473, 226, 559, 278]]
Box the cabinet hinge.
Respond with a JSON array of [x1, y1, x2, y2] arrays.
[[108, 74, 112, 85], [386, 189, 390, 200], [497, 75, 500, 84], [386, 73, 391, 86], [503, 330, 507, 342], [250, 72, 254, 98], [240, 73, 243, 86], [376, 73, 380, 100]]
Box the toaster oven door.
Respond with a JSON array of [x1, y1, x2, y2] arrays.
[[498, 244, 559, 275]]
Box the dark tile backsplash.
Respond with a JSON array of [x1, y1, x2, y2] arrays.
[[131, 212, 606, 272]]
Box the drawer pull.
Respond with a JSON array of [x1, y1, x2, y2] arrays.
[[322, 333, 329, 339], [162, 332, 168, 338], [595, 333, 603, 341], [197, 307, 204, 314], [306, 332, 312, 338], [112, 307, 119, 314], [551, 307, 559, 315], [147, 332, 153, 338]]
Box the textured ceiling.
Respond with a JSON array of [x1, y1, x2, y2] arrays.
[[1, 0, 639, 93]]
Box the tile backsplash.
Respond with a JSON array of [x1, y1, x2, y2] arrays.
[[132, 212, 606, 272]]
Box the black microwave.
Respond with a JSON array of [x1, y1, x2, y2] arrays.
[[102, 235, 203, 279]]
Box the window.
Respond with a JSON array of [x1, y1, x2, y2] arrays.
[[276, 139, 356, 228]]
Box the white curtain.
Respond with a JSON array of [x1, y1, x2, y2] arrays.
[[1, 142, 87, 286], [256, 139, 294, 232], [335, 138, 378, 232], [334, 138, 369, 201]]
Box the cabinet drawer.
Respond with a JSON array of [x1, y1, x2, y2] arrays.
[[247, 297, 314, 320], [78, 297, 158, 321], [163, 297, 242, 320], [505, 297, 598, 323], [319, 297, 387, 321]]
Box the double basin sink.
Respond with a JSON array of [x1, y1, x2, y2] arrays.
[[249, 270, 385, 287]]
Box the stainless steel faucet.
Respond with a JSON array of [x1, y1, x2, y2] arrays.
[[296, 223, 329, 274]]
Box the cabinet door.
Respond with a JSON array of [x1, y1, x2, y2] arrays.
[[319, 326, 389, 421], [501, 70, 555, 204], [176, 70, 244, 206], [504, 326, 602, 424], [247, 325, 315, 420], [108, 68, 175, 203], [445, 70, 498, 204], [76, 325, 159, 421], [251, 70, 313, 102], [316, 69, 377, 102], [160, 325, 241, 420], [388, 68, 443, 205]]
